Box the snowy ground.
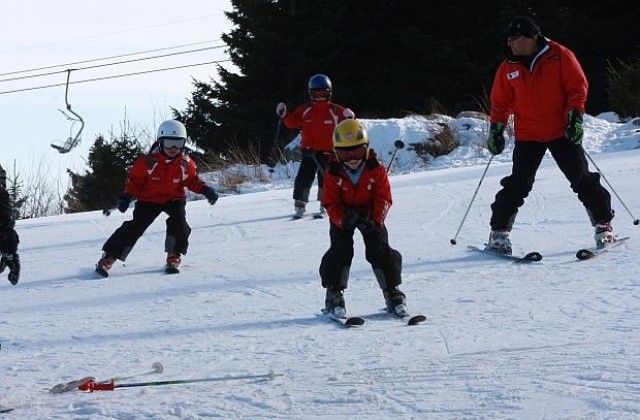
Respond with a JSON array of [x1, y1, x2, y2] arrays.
[[2, 115, 640, 419]]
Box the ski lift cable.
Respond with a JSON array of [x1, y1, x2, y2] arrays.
[[0, 14, 222, 55], [0, 39, 223, 77], [0, 59, 231, 96], [0, 45, 227, 83]]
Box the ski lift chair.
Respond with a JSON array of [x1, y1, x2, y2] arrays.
[[51, 70, 84, 154]]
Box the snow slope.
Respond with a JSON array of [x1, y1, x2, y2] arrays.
[[2, 115, 640, 419]]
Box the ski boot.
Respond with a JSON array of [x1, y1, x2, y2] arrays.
[[325, 287, 346, 317], [384, 287, 408, 318], [293, 200, 306, 219], [485, 230, 512, 255], [165, 253, 181, 274], [594, 221, 615, 249], [96, 253, 118, 277]]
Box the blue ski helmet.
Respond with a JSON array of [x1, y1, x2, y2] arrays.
[[308, 74, 332, 101]]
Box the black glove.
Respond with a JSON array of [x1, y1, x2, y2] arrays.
[[566, 110, 584, 145], [357, 218, 380, 235], [0, 226, 19, 252], [0, 252, 20, 285], [117, 193, 132, 213], [487, 123, 505, 155], [302, 148, 316, 158], [342, 208, 360, 231], [201, 186, 219, 205]]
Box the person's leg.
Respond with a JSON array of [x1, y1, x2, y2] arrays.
[[102, 201, 162, 261], [293, 155, 317, 204], [489, 141, 547, 231], [319, 224, 355, 311], [164, 199, 191, 255], [361, 225, 405, 312], [548, 138, 613, 225]]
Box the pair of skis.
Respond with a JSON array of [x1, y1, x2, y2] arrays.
[[323, 307, 426, 328], [467, 236, 629, 263], [95, 264, 180, 278]]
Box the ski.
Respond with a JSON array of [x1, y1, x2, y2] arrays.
[[321, 308, 365, 328], [95, 266, 109, 278], [165, 264, 180, 274], [0, 405, 14, 413], [467, 245, 542, 263], [291, 213, 324, 220], [576, 236, 629, 261], [385, 305, 427, 326], [330, 313, 365, 327]]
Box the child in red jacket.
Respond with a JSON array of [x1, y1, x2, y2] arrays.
[[320, 119, 408, 318], [95, 120, 219, 276], [276, 74, 354, 218]]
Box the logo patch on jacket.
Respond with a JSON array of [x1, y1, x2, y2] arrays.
[[507, 70, 520, 80]]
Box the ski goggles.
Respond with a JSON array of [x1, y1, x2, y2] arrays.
[[310, 89, 331, 100], [335, 145, 367, 162], [160, 137, 186, 149]]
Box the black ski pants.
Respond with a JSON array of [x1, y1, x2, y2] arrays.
[[102, 199, 191, 261], [319, 223, 402, 291], [293, 150, 329, 202], [490, 138, 613, 231]]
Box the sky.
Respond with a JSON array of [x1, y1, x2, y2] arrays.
[[2, 114, 640, 418], [0, 0, 233, 181]]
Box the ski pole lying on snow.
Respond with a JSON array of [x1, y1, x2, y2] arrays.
[[97, 361, 163, 384], [49, 362, 164, 394], [77, 370, 283, 392]]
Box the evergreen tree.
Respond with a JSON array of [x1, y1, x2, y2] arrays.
[[64, 133, 143, 213], [178, 0, 638, 165]]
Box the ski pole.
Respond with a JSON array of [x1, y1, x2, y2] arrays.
[[386, 139, 405, 172], [582, 148, 639, 225], [49, 362, 164, 393], [78, 371, 283, 392], [97, 361, 163, 384], [309, 151, 325, 176], [268, 117, 284, 172], [450, 156, 494, 245]]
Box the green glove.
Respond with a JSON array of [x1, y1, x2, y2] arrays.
[[565, 110, 584, 145], [486, 123, 505, 155]]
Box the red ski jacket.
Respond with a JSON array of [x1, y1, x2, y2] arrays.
[[490, 39, 588, 142], [124, 151, 207, 204], [322, 150, 392, 228], [282, 101, 349, 152]]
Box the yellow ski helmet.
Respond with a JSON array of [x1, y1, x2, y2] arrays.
[[332, 119, 369, 162], [333, 119, 369, 149]]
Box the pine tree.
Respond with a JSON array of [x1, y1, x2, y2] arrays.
[[64, 133, 143, 213]]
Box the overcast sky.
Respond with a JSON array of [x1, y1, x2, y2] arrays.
[[0, 0, 233, 182]]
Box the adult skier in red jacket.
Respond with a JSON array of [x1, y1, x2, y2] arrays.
[[485, 16, 614, 254], [320, 119, 408, 318], [95, 120, 219, 276], [276, 74, 354, 218]]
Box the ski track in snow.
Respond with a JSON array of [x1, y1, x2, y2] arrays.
[[1, 147, 640, 418]]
